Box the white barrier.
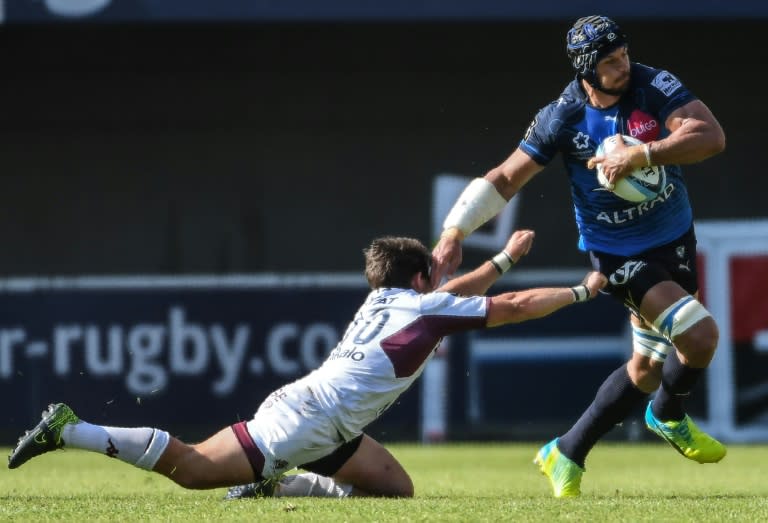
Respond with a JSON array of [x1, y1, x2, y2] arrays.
[[696, 219, 768, 442]]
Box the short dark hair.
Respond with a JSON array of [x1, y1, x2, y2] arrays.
[[363, 236, 431, 289]]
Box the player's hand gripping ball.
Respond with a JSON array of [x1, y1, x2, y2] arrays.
[[595, 135, 667, 202]]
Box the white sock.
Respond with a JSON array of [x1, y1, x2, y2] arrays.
[[62, 421, 169, 470], [275, 473, 352, 498]]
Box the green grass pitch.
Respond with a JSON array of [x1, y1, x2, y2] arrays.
[[2, 442, 767, 522]]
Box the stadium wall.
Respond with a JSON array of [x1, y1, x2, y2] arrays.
[[0, 20, 763, 275], [0, 271, 631, 444], [1, 20, 766, 444]]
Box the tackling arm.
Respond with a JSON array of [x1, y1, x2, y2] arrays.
[[438, 230, 534, 296], [486, 271, 607, 327]]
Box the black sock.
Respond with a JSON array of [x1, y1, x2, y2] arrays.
[[651, 350, 704, 421], [557, 366, 647, 469]]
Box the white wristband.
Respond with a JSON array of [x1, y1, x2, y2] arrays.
[[442, 178, 507, 237], [490, 251, 515, 274], [571, 285, 590, 303], [643, 142, 652, 167]]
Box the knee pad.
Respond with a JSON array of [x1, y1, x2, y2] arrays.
[[652, 296, 711, 341], [632, 324, 673, 362]]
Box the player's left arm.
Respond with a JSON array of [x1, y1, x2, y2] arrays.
[[486, 271, 607, 327], [648, 99, 726, 165]]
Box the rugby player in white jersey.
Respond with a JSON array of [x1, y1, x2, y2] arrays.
[[8, 229, 606, 499]]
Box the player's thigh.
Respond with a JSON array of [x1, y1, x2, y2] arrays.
[[248, 382, 352, 479], [156, 427, 254, 489], [638, 280, 691, 322], [593, 227, 699, 316], [333, 434, 414, 497]]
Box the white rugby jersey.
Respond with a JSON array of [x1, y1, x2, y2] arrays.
[[304, 287, 488, 441]]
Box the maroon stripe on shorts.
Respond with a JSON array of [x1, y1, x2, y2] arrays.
[[230, 421, 265, 480]]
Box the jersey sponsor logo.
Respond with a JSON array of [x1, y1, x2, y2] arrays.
[[609, 260, 648, 286], [651, 71, 682, 96], [627, 110, 661, 142], [327, 346, 365, 361], [595, 183, 675, 224], [573, 131, 590, 150]]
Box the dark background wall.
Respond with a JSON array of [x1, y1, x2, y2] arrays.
[[0, 20, 762, 275]]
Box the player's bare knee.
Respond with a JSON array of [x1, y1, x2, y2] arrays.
[[652, 296, 716, 365], [630, 323, 668, 390], [627, 358, 661, 392], [396, 475, 415, 498], [384, 481, 414, 498], [373, 472, 413, 497], [675, 317, 719, 366]]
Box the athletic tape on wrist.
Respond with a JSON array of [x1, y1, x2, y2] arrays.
[[643, 143, 652, 167], [490, 251, 515, 274], [570, 285, 590, 303], [442, 178, 507, 237]]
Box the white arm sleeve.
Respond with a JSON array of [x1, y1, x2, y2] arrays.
[[442, 178, 507, 237]]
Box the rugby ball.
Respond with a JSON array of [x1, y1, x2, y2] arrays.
[[595, 135, 666, 203]]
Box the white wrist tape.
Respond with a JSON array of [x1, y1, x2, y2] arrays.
[[490, 251, 515, 274], [442, 178, 507, 237], [643, 142, 652, 166], [571, 285, 590, 303]]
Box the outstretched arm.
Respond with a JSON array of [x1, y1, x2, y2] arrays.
[[438, 229, 534, 296], [486, 271, 607, 327], [431, 148, 544, 285]]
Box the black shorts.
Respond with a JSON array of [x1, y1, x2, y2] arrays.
[[588, 226, 699, 313], [299, 434, 364, 476]]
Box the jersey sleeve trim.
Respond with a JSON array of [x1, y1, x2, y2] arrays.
[[519, 140, 552, 166]]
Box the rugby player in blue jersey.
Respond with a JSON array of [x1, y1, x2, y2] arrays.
[[432, 15, 726, 497]]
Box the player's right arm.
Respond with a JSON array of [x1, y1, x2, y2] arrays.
[[431, 149, 545, 285], [485, 271, 607, 327], [438, 229, 535, 296]]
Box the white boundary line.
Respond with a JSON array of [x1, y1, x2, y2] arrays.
[[471, 336, 628, 360], [0, 269, 587, 292]]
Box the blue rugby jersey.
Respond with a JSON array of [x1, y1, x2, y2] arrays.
[[519, 63, 697, 256]]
